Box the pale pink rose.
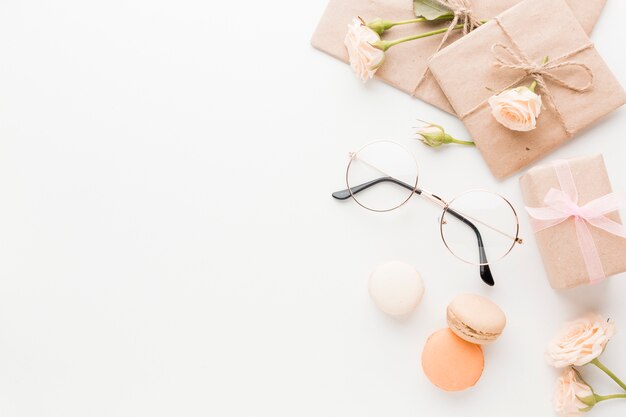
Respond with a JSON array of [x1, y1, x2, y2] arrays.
[[488, 86, 542, 131], [344, 18, 385, 82], [546, 314, 615, 368], [553, 368, 595, 417]]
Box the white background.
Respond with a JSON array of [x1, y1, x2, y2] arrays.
[[0, 0, 625, 416]]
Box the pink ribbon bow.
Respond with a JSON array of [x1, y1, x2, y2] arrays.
[[525, 160, 626, 284]]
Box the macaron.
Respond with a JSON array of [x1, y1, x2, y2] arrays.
[[446, 294, 506, 345], [368, 261, 424, 316], [421, 328, 484, 391]]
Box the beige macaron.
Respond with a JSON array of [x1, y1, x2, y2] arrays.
[[446, 294, 506, 345]]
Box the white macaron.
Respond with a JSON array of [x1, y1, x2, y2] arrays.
[[369, 261, 424, 316]]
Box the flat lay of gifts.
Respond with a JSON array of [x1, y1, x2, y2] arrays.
[[314, 0, 625, 178], [313, 0, 626, 414]]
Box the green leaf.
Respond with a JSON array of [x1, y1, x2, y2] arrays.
[[413, 0, 454, 20]]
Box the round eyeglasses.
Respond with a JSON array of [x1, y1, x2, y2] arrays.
[[332, 140, 523, 286]]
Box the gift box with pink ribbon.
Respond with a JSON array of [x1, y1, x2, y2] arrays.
[[520, 155, 626, 289]]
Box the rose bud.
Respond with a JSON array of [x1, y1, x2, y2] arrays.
[[416, 121, 474, 147]]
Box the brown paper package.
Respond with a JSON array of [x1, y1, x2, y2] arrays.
[[519, 155, 626, 289], [310, 0, 606, 114], [428, 0, 626, 178]]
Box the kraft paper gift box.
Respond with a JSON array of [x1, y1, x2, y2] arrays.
[[519, 155, 626, 289], [311, 0, 606, 114], [428, 0, 626, 178]]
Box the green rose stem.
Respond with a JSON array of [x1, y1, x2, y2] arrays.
[[448, 138, 475, 145], [372, 20, 488, 51], [528, 56, 549, 92], [595, 394, 626, 401], [579, 392, 626, 411], [372, 23, 466, 51], [366, 15, 454, 34], [430, 134, 475, 146], [591, 358, 626, 392], [419, 133, 475, 147]]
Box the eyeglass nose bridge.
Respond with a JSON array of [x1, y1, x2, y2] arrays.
[[419, 187, 448, 209]]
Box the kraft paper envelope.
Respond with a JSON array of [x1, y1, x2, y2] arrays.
[[311, 0, 606, 114], [428, 0, 625, 178]]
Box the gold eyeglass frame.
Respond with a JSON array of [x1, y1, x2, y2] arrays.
[[334, 140, 523, 286]]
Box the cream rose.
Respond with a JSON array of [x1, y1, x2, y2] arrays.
[[344, 18, 385, 82], [488, 86, 542, 131], [554, 368, 595, 417], [546, 314, 615, 368]]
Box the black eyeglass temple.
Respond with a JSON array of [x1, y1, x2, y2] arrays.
[[332, 177, 422, 200], [443, 207, 494, 286], [332, 178, 495, 286]]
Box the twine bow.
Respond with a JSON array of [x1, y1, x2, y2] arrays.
[[486, 18, 594, 135], [458, 18, 596, 132], [438, 0, 482, 45], [492, 44, 594, 93], [412, 0, 482, 96], [526, 160, 626, 284]]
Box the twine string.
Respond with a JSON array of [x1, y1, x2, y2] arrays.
[[412, 0, 482, 96], [457, 17, 594, 136]]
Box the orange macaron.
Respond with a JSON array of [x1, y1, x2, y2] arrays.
[[421, 328, 484, 391]]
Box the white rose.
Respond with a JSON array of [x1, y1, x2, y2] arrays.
[[546, 314, 615, 368], [488, 86, 542, 131], [344, 18, 385, 82], [554, 368, 595, 417]]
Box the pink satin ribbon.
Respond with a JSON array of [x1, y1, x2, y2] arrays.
[[525, 160, 626, 284]]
